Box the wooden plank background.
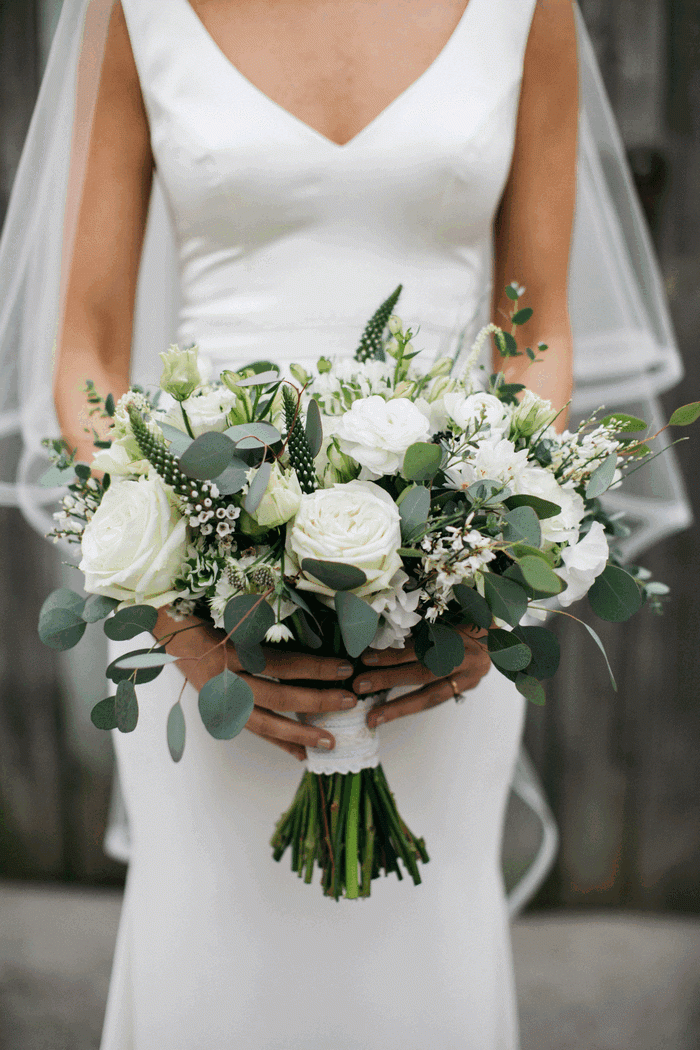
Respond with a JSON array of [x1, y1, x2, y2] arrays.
[[0, 0, 698, 906]]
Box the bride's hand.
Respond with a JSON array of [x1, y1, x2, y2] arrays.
[[153, 611, 356, 762], [353, 627, 492, 729]]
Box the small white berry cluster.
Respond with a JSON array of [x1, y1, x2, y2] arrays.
[[180, 483, 241, 541]]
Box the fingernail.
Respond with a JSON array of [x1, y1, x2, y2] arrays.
[[371, 713, 385, 728], [356, 680, 372, 694], [341, 695, 358, 709], [336, 663, 354, 678], [363, 654, 379, 665], [317, 736, 334, 750]]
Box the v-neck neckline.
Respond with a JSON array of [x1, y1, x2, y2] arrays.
[[177, 0, 479, 149]]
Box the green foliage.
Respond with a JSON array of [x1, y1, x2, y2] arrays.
[[598, 413, 647, 433], [414, 622, 465, 678], [517, 556, 563, 596], [282, 387, 318, 493], [115, 680, 139, 733], [39, 464, 77, 488], [513, 625, 560, 679], [167, 701, 186, 762], [178, 431, 235, 481], [487, 629, 532, 672], [453, 583, 493, 629], [198, 668, 254, 739], [301, 559, 368, 592], [103, 605, 158, 641], [504, 494, 561, 519], [235, 644, 267, 674], [588, 564, 643, 622], [243, 461, 272, 514], [82, 595, 120, 623], [585, 454, 618, 499], [483, 574, 528, 627], [511, 307, 533, 326], [106, 648, 167, 685], [502, 506, 541, 547], [335, 591, 379, 658], [669, 401, 700, 426], [226, 421, 282, 450], [211, 458, 249, 495], [397, 484, 430, 542], [113, 651, 179, 670], [305, 399, 324, 458], [515, 673, 546, 705], [38, 589, 87, 650], [158, 423, 193, 457], [467, 479, 511, 506], [354, 284, 403, 363], [223, 595, 275, 646], [91, 697, 118, 731], [402, 442, 443, 482]]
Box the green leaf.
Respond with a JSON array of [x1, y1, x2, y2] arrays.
[[243, 461, 272, 514], [453, 584, 492, 629], [512, 307, 534, 325], [487, 629, 532, 672], [301, 559, 368, 592], [82, 595, 120, 623], [305, 399, 323, 458], [167, 701, 186, 762], [159, 423, 193, 457], [588, 564, 642, 622], [402, 442, 443, 482], [515, 673, 546, 705], [335, 591, 379, 658], [505, 284, 520, 301], [103, 604, 158, 641], [74, 463, 92, 481], [38, 589, 87, 650], [669, 401, 700, 426], [115, 680, 139, 733], [223, 595, 275, 646], [513, 625, 560, 679], [39, 464, 77, 488], [585, 454, 618, 499], [507, 544, 554, 565], [235, 643, 267, 674], [106, 648, 167, 684], [517, 556, 563, 596], [598, 413, 647, 433], [240, 359, 280, 376], [113, 651, 180, 670], [495, 330, 518, 357], [502, 506, 541, 547], [235, 370, 280, 387], [105, 393, 116, 417], [397, 484, 430, 542], [398, 547, 423, 558], [483, 575, 528, 627], [293, 609, 323, 649], [198, 669, 254, 739], [581, 618, 617, 690], [211, 457, 249, 495], [91, 697, 118, 731], [225, 422, 282, 449], [503, 494, 561, 519], [467, 479, 511, 506], [422, 625, 465, 678], [178, 431, 235, 480]]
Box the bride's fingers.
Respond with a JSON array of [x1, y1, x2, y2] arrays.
[[231, 647, 354, 682], [366, 666, 487, 729], [354, 638, 491, 695], [257, 732, 306, 762], [245, 707, 335, 751], [241, 675, 357, 715]]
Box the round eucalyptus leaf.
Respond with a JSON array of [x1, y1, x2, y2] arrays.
[[402, 442, 443, 482], [235, 643, 267, 674], [235, 370, 280, 387], [467, 479, 511, 506], [167, 701, 186, 762], [513, 625, 560, 679], [179, 431, 235, 481], [335, 591, 379, 659], [113, 651, 180, 670], [483, 574, 528, 627], [91, 697, 118, 731], [503, 494, 561, 519], [115, 680, 139, 733], [305, 398, 324, 458], [223, 595, 275, 646], [502, 506, 541, 548], [588, 564, 642, 622], [198, 670, 254, 740], [82, 594, 120, 623], [453, 584, 492, 629], [517, 556, 563, 596], [515, 672, 546, 705], [158, 422, 193, 457], [243, 461, 272, 514], [39, 464, 77, 488], [38, 588, 87, 650], [487, 629, 532, 673], [397, 484, 430, 542], [422, 625, 465, 678], [511, 307, 534, 326], [211, 457, 249, 495], [103, 605, 159, 641], [585, 454, 618, 499], [106, 648, 167, 684], [226, 422, 282, 448], [301, 559, 367, 592]]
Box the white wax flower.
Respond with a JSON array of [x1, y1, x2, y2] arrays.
[[556, 521, 609, 606], [511, 465, 585, 545], [79, 476, 187, 607], [253, 463, 302, 529], [286, 480, 402, 599], [444, 391, 510, 434], [333, 396, 431, 478]]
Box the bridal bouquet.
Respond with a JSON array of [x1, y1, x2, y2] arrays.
[[38, 285, 698, 898]]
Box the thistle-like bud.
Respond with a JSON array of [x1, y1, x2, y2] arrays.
[[355, 285, 403, 363], [282, 388, 317, 494]]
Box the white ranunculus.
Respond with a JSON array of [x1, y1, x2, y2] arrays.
[[444, 391, 510, 434], [155, 386, 238, 437], [79, 476, 187, 607], [556, 521, 609, 606], [511, 465, 585, 545], [334, 395, 431, 478], [369, 571, 422, 649], [253, 463, 302, 528], [286, 480, 402, 598]]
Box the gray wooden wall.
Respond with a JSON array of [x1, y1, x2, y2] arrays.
[[1, 0, 699, 906]]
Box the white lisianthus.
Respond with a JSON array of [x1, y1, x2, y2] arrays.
[[286, 480, 402, 599], [79, 476, 187, 607], [444, 391, 510, 434], [510, 390, 559, 437], [369, 570, 422, 649], [91, 433, 151, 477], [159, 345, 202, 401], [556, 521, 609, 606], [155, 386, 239, 437], [333, 396, 431, 478], [444, 435, 529, 491], [253, 463, 302, 528], [511, 465, 585, 545]]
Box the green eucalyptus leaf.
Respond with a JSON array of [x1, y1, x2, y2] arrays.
[[305, 399, 323, 458], [82, 595, 120, 623], [113, 651, 180, 670], [223, 595, 275, 646], [38, 589, 86, 650], [397, 484, 430, 542], [487, 629, 532, 672], [517, 556, 563, 596], [225, 422, 282, 449], [588, 564, 642, 622], [103, 605, 158, 641], [483, 574, 528, 627], [301, 559, 367, 592], [507, 544, 554, 565], [581, 618, 617, 690], [502, 506, 541, 547], [91, 697, 118, 731], [669, 401, 700, 426], [115, 680, 139, 733], [158, 423, 193, 457], [335, 591, 379, 658], [503, 494, 561, 519], [243, 461, 272, 514], [293, 609, 323, 649], [453, 584, 492, 629], [240, 359, 280, 376], [422, 625, 465, 678], [167, 701, 186, 762], [235, 643, 267, 674], [179, 431, 235, 480], [198, 669, 254, 739], [495, 330, 518, 357], [106, 648, 167, 684], [402, 442, 443, 482], [585, 454, 618, 499], [211, 457, 250, 495], [235, 370, 280, 387], [39, 464, 77, 488], [467, 479, 511, 506], [513, 625, 560, 679], [515, 672, 546, 705]]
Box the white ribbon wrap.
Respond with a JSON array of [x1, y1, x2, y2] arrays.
[[301, 695, 382, 776]]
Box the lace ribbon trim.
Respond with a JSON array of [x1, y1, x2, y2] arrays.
[[300, 695, 382, 775]]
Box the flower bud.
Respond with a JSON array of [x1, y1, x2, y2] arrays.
[[253, 462, 303, 528], [510, 389, 558, 437], [159, 345, 202, 401], [427, 356, 453, 379], [387, 315, 403, 335]]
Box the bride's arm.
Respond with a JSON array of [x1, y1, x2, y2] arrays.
[[491, 0, 578, 430]]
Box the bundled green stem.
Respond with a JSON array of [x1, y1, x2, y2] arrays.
[[282, 387, 317, 493], [271, 765, 429, 899], [354, 284, 403, 363]]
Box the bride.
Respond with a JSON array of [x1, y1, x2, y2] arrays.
[[0, 1, 688, 1048]]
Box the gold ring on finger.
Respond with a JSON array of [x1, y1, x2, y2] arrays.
[[450, 678, 461, 698]]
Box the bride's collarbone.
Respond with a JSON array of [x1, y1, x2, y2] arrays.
[[186, 0, 471, 145]]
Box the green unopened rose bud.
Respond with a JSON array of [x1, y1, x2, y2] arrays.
[[317, 357, 332, 375], [159, 346, 201, 401], [511, 389, 558, 437], [387, 315, 403, 335], [253, 463, 302, 528], [427, 356, 453, 379]]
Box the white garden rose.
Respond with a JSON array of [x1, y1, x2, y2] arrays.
[[286, 480, 402, 599], [79, 476, 187, 607], [556, 521, 609, 606], [444, 391, 510, 434], [511, 464, 585, 545], [333, 395, 431, 478]]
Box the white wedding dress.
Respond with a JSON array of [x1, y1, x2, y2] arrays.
[[104, 0, 537, 1046]]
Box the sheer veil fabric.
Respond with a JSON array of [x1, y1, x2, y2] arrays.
[[0, 0, 690, 919]]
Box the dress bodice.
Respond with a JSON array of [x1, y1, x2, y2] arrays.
[[121, 0, 537, 371]]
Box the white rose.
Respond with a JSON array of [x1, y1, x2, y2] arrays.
[[444, 391, 510, 434], [511, 465, 585, 545], [79, 476, 187, 607], [253, 463, 302, 528], [286, 480, 402, 598], [155, 386, 238, 437], [334, 396, 431, 478], [556, 521, 609, 606]]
